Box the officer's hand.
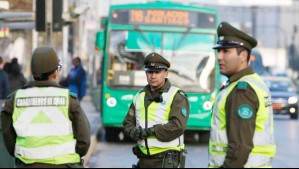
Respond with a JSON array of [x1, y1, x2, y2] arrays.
[[139, 127, 155, 139], [130, 127, 142, 141]]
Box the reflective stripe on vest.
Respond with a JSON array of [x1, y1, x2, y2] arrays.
[[13, 87, 80, 164], [15, 141, 76, 160], [134, 86, 184, 155], [209, 74, 276, 168]]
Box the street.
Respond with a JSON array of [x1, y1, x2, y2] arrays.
[[83, 100, 299, 169], [2, 0, 299, 168], [272, 116, 299, 168]]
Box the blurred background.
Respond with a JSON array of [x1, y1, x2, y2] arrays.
[[1, 0, 299, 81], [1, 0, 299, 168]]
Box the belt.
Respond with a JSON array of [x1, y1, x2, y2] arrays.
[[140, 151, 180, 159]]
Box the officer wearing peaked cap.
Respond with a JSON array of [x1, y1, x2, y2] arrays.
[[123, 52, 190, 168], [1, 47, 90, 168], [213, 22, 257, 51], [209, 22, 276, 168], [144, 52, 170, 71]]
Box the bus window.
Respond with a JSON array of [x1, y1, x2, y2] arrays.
[[108, 31, 147, 88], [107, 30, 215, 93]]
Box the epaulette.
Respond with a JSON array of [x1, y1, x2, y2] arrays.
[[70, 92, 78, 99], [179, 90, 187, 97], [237, 81, 248, 89]]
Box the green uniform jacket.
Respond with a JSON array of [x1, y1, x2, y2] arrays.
[[222, 68, 259, 168], [123, 79, 190, 143], [1, 80, 91, 167]]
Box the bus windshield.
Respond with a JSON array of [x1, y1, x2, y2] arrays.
[[108, 30, 216, 93]]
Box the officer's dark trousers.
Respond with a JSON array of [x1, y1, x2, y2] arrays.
[[137, 157, 164, 168]]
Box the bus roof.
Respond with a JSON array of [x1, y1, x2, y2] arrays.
[[110, 1, 217, 14]]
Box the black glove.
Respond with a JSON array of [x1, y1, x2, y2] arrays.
[[130, 127, 142, 141], [130, 127, 155, 141], [139, 127, 155, 139]]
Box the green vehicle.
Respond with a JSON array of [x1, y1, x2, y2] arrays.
[[95, 1, 220, 141]]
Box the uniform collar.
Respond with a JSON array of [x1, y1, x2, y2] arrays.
[[24, 80, 62, 88], [229, 67, 255, 84], [144, 79, 172, 93]]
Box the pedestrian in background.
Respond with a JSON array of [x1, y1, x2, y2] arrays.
[[209, 22, 276, 168], [66, 57, 87, 101], [4, 58, 27, 92], [1, 47, 90, 168], [123, 53, 189, 168], [0, 56, 10, 110]]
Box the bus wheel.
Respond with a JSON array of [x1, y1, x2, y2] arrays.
[[105, 127, 121, 142]]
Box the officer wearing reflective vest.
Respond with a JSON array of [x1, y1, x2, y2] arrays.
[[209, 22, 276, 168], [123, 52, 190, 168], [1, 47, 90, 168]]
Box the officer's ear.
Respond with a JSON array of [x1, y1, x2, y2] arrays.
[[164, 69, 169, 78], [50, 70, 59, 81], [239, 50, 248, 64]]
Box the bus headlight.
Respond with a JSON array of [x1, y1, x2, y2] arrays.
[[288, 97, 298, 104], [290, 108, 296, 114]]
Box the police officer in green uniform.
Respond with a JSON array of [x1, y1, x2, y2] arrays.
[[1, 47, 91, 168], [209, 22, 276, 168], [123, 52, 190, 168]]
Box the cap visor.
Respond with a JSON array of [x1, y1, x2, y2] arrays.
[[144, 68, 167, 72], [213, 44, 242, 49]]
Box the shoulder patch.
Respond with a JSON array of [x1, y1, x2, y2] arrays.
[[70, 92, 78, 99], [237, 81, 248, 89], [181, 107, 188, 117], [238, 104, 253, 120]]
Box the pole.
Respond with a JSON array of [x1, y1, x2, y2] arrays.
[[46, 0, 53, 46], [32, 0, 38, 48], [32, 0, 38, 78], [251, 6, 258, 37], [63, 0, 69, 77]]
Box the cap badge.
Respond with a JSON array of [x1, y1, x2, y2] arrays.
[[151, 63, 155, 66], [219, 36, 224, 40]]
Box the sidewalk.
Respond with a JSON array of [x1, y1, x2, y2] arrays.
[[81, 95, 101, 135], [80, 95, 102, 167]]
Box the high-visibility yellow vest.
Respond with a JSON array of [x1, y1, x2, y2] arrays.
[[134, 86, 184, 155], [209, 73, 276, 168], [13, 87, 80, 164]]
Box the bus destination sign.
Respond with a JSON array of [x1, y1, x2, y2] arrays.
[[111, 9, 216, 28], [130, 9, 191, 26]]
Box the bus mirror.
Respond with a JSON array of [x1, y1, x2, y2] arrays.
[[96, 31, 105, 51]]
